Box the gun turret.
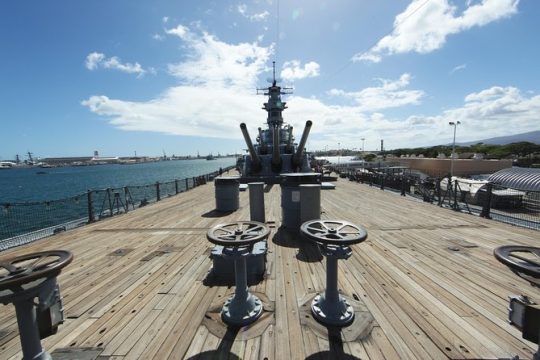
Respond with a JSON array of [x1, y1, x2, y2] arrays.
[[286, 126, 294, 153], [258, 127, 268, 154], [240, 123, 261, 172], [272, 126, 282, 171], [292, 120, 312, 168]]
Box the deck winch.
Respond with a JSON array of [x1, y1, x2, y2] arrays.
[[0, 250, 73, 360]]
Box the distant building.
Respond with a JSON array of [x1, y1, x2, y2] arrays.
[[41, 157, 92, 165], [90, 156, 119, 164]]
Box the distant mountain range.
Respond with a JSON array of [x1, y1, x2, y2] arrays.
[[457, 130, 540, 146]]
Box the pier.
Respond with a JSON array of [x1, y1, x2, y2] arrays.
[[1, 175, 539, 359]]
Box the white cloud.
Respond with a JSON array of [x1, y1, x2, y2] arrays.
[[327, 73, 424, 111], [237, 3, 270, 22], [153, 34, 165, 41], [280, 60, 320, 81], [85, 52, 104, 70], [83, 25, 272, 138], [85, 52, 147, 76], [165, 24, 190, 40], [165, 25, 270, 89], [162, 16, 169, 23], [397, 86, 540, 146], [82, 25, 539, 150], [450, 63, 467, 74], [299, 85, 540, 150], [354, 0, 519, 63]]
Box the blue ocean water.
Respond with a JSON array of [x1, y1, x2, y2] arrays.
[[0, 158, 236, 203]]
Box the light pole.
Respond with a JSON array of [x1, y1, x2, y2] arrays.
[[361, 138, 365, 154], [337, 142, 341, 166], [449, 121, 461, 177]]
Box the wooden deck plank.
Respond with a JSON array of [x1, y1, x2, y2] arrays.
[[1, 177, 539, 359]]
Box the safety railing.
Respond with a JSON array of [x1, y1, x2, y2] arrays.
[[0, 166, 235, 250], [346, 170, 540, 231]]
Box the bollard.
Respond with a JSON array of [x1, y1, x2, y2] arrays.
[[249, 182, 265, 222]]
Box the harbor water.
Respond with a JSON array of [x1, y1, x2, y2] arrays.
[[0, 158, 235, 202], [0, 158, 235, 245]]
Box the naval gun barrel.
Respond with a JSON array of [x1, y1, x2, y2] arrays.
[[272, 125, 282, 170], [292, 120, 312, 168], [240, 123, 261, 171]]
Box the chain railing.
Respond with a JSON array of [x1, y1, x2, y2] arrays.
[[0, 166, 235, 250], [346, 170, 540, 231]]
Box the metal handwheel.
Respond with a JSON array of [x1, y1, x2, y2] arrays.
[[0, 250, 73, 360], [494, 245, 540, 360], [207, 221, 269, 326], [0, 250, 73, 291], [300, 219, 367, 246], [494, 245, 540, 280], [207, 221, 269, 247]]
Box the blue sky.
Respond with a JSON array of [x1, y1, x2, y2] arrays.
[[1, 0, 539, 159]]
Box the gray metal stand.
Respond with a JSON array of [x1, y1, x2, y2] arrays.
[[14, 297, 52, 360], [311, 245, 354, 326], [493, 246, 540, 359], [206, 221, 270, 327], [300, 220, 368, 327], [221, 247, 263, 326], [0, 250, 73, 360]]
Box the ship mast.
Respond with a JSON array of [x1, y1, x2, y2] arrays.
[[257, 61, 292, 128]]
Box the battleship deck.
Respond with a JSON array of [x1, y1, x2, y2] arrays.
[[1, 176, 539, 359]]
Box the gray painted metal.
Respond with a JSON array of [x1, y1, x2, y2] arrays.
[[488, 168, 540, 191], [300, 184, 321, 226], [211, 241, 267, 282], [249, 182, 265, 223], [280, 173, 320, 230], [301, 219, 368, 326], [206, 221, 269, 326], [220, 249, 263, 326], [214, 176, 240, 212]]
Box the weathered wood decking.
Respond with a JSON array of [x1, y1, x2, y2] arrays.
[[1, 176, 539, 359]]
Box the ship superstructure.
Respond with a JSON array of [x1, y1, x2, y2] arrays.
[[238, 62, 312, 182]]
